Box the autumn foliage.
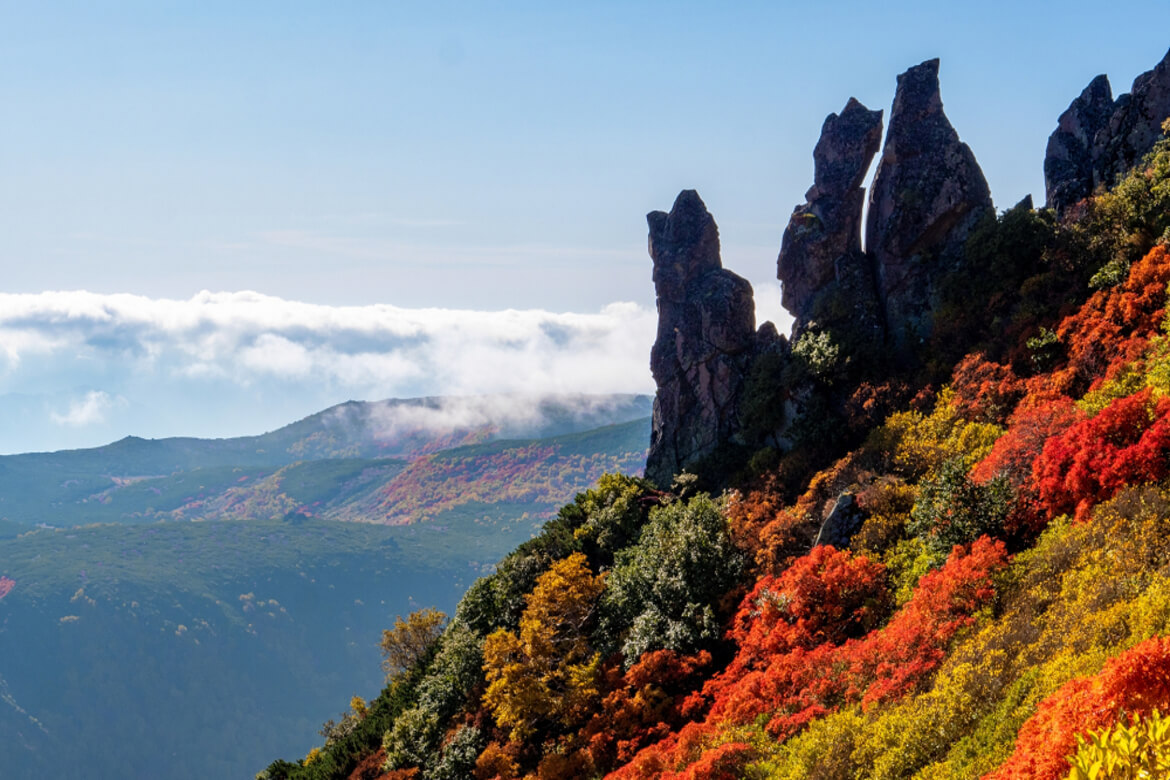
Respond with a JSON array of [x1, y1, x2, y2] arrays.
[[988, 636, 1170, 780], [268, 143, 1170, 780], [1033, 389, 1170, 520]]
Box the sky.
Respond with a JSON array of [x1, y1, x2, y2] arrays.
[[1, 1, 1169, 453]]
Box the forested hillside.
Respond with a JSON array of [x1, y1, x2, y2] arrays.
[[261, 54, 1170, 780], [0, 401, 649, 778]]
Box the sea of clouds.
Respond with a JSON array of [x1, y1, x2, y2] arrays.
[[0, 290, 659, 453]]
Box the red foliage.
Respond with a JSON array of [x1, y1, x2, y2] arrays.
[[950, 354, 1026, 424], [972, 398, 1080, 488], [725, 546, 888, 671], [608, 539, 1007, 780], [582, 651, 711, 773], [987, 635, 1170, 780], [1050, 246, 1170, 396], [1032, 390, 1170, 520], [671, 741, 755, 780]]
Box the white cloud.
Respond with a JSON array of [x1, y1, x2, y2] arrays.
[[50, 391, 123, 427], [0, 290, 658, 403]]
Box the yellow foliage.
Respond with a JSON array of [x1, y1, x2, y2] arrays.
[[868, 389, 1002, 481], [749, 485, 1170, 779], [1067, 710, 1170, 779], [380, 607, 447, 680], [482, 553, 605, 741]]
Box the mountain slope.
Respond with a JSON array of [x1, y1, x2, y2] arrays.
[[258, 82, 1170, 780], [0, 394, 651, 527], [0, 397, 650, 780]]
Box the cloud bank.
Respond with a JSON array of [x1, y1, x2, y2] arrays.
[[0, 290, 657, 453]]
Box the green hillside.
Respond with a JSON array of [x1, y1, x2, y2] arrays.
[[0, 401, 650, 779]]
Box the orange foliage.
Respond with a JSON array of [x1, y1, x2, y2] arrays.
[[987, 635, 1170, 780], [581, 651, 711, 773], [844, 380, 913, 432], [950, 354, 1025, 424], [380, 770, 419, 780], [347, 748, 393, 780], [475, 741, 521, 780], [609, 539, 1007, 780], [725, 485, 816, 575], [1049, 246, 1170, 396]]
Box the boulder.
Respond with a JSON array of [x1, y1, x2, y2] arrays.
[[813, 492, 866, 549]]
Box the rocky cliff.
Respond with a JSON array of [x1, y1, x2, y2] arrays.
[[648, 51, 1170, 491], [865, 58, 994, 349], [644, 190, 784, 487], [1046, 47, 1170, 214], [776, 97, 884, 344]]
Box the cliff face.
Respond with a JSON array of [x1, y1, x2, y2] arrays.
[[777, 97, 884, 342], [649, 59, 998, 487], [865, 58, 994, 349], [1045, 75, 1115, 214], [644, 190, 782, 487], [648, 51, 1170, 491], [1046, 47, 1170, 214]]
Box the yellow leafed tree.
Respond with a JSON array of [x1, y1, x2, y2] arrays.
[[482, 552, 605, 741]]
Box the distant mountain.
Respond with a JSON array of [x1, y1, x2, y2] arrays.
[[0, 394, 650, 779], [0, 393, 651, 527]]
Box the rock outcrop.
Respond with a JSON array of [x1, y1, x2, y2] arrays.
[[1045, 74, 1115, 214], [865, 58, 993, 348], [1045, 48, 1170, 214], [777, 98, 884, 339], [645, 190, 782, 487], [1095, 47, 1170, 189]]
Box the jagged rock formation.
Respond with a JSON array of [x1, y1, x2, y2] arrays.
[[645, 190, 783, 487], [865, 58, 993, 348], [1095, 47, 1170, 189], [1045, 75, 1115, 214], [648, 60, 998, 487], [777, 98, 884, 340], [1046, 48, 1170, 214]]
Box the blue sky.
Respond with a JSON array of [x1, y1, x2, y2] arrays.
[[1, 2, 1168, 452]]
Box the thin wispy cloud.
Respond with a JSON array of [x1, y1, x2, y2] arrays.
[[50, 391, 124, 427]]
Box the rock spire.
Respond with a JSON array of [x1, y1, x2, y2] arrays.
[[777, 98, 884, 337], [865, 58, 993, 345], [1046, 48, 1170, 214], [645, 190, 780, 487]]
